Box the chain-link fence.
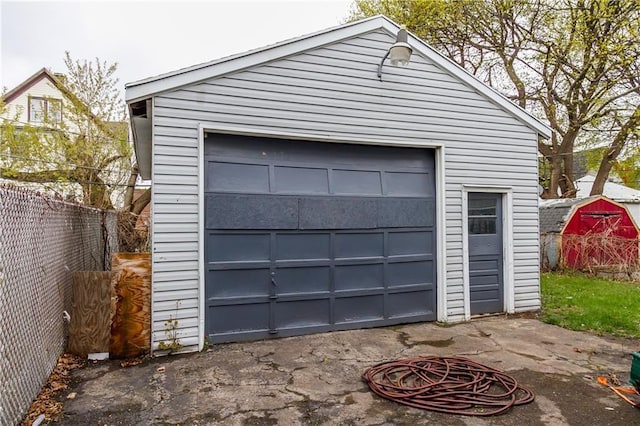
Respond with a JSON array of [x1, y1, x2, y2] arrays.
[[0, 185, 118, 425]]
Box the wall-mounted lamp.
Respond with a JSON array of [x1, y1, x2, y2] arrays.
[[377, 28, 413, 81]]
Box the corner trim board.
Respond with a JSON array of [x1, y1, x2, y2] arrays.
[[435, 146, 447, 322], [150, 97, 157, 354], [198, 125, 206, 351]]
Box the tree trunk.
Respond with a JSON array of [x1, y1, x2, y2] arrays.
[[559, 151, 576, 197], [591, 106, 640, 195], [591, 155, 612, 196], [543, 153, 563, 199], [123, 164, 139, 210]]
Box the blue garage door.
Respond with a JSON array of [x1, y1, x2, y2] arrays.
[[204, 134, 437, 343]]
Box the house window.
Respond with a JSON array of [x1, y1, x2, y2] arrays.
[[29, 97, 62, 124]]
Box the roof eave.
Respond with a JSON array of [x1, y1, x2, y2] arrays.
[[125, 15, 387, 104], [129, 101, 153, 180], [3, 68, 55, 103]]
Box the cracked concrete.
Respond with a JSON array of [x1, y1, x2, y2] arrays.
[[57, 317, 640, 425]]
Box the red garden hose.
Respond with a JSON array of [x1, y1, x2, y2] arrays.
[[363, 356, 534, 416]]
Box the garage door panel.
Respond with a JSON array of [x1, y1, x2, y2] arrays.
[[209, 304, 270, 334], [204, 133, 433, 166], [334, 264, 384, 290], [377, 199, 434, 227], [332, 169, 382, 195], [206, 194, 298, 229], [389, 231, 433, 256], [275, 267, 331, 294], [334, 232, 384, 258], [299, 198, 378, 229], [385, 172, 433, 196], [275, 233, 330, 260], [275, 300, 331, 329], [207, 269, 270, 297], [274, 166, 329, 194], [208, 261, 271, 270], [335, 295, 384, 324], [388, 291, 434, 318], [206, 161, 269, 192], [207, 233, 270, 261], [387, 261, 434, 286]]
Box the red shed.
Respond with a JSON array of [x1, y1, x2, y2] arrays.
[[540, 196, 639, 270]]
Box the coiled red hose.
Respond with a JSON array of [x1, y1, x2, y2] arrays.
[[363, 356, 534, 416]]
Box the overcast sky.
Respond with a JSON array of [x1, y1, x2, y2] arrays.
[[1, 0, 354, 97]]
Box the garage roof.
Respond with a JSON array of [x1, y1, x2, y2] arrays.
[[126, 15, 552, 179]]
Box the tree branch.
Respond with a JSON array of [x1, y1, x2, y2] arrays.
[[131, 188, 151, 216], [0, 169, 75, 183], [123, 163, 139, 210]]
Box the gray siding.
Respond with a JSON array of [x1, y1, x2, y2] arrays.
[[150, 29, 540, 350]]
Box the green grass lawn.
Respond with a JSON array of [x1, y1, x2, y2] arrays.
[[540, 272, 640, 338]]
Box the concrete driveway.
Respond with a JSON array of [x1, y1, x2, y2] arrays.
[[58, 317, 640, 425]]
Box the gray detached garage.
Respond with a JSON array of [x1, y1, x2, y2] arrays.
[[126, 15, 550, 352]]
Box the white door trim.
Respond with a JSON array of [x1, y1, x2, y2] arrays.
[[461, 185, 514, 320]]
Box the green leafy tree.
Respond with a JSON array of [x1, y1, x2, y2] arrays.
[[1, 53, 150, 250], [350, 0, 640, 198]]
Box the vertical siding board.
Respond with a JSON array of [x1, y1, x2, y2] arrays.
[[150, 30, 540, 349]]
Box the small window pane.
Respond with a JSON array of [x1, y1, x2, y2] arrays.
[[469, 217, 496, 234], [29, 98, 45, 123], [468, 198, 496, 216]]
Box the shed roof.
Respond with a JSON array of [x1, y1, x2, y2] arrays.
[[538, 197, 604, 233]]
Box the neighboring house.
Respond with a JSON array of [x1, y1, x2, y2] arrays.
[[1, 68, 74, 196], [2, 68, 130, 206], [576, 174, 640, 227], [126, 16, 551, 353], [539, 196, 639, 270], [2, 68, 70, 128]]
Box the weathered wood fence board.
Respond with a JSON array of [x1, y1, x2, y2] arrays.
[[109, 253, 151, 358], [67, 271, 114, 357]]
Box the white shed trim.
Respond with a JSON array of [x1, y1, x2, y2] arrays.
[[435, 146, 448, 322], [197, 124, 206, 352], [149, 97, 157, 353]]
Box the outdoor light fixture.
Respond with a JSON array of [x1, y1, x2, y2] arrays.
[[377, 28, 413, 81]]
